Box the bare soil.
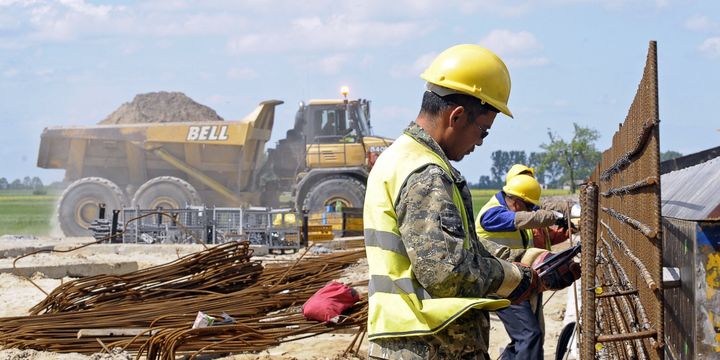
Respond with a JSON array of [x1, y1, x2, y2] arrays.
[[99, 91, 223, 125], [0, 238, 573, 360]]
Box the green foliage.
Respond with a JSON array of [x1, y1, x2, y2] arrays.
[[660, 150, 683, 162], [0, 189, 58, 236], [490, 150, 528, 184], [539, 123, 600, 192]]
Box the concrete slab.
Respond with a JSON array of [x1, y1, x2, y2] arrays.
[[0, 261, 139, 278]]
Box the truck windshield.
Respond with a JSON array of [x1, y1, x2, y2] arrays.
[[351, 104, 371, 136]]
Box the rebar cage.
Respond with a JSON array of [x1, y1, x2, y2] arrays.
[[581, 41, 664, 359]]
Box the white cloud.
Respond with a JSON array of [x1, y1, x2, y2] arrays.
[[317, 54, 350, 75], [390, 52, 437, 78], [685, 15, 720, 32], [698, 37, 720, 59], [506, 56, 551, 67], [480, 29, 543, 56], [226, 15, 424, 54], [3, 67, 18, 78], [479, 29, 549, 68], [226, 66, 259, 80]]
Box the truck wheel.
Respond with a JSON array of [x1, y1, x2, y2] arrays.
[[301, 176, 366, 212], [57, 177, 127, 237], [132, 176, 202, 210]]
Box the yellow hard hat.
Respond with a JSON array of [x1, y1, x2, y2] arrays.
[[421, 44, 513, 118], [506, 164, 535, 184], [503, 174, 541, 205]]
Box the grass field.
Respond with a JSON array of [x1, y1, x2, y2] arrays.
[[0, 189, 59, 236]]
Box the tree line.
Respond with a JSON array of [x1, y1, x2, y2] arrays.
[[473, 123, 683, 192], [0, 176, 45, 190]]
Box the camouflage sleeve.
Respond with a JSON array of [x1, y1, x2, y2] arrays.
[[396, 165, 512, 298], [477, 238, 528, 263]]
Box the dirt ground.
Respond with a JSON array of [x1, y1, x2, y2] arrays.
[[0, 236, 575, 360]]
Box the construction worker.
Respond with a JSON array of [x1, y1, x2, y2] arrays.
[[504, 164, 572, 249], [364, 44, 556, 359], [475, 172, 576, 360]]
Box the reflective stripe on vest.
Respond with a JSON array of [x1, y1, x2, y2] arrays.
[[475, 194, 532, 249], [364, 133, 509, 340]]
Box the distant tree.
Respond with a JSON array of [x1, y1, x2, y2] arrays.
[[477, 175, 501, 189], [490, 150, 527, 184], [10, 179, 22, 189], [528, 152, 547, 185], [540, 123, 601, 193], [30, 177, 44, 190], [0, 177, 7, 190], [660, 150, 683, 162], [22, 176, 32, 189]]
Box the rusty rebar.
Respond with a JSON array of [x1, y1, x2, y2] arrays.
[[600, 237, 656, 349], [601, 207, 658, 239], [600, 221, 656, 290], [580, 183, 599, 360], [599, 118, 658, 182], [601, 176, 658, 197]]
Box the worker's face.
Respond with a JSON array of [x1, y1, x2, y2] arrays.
[[446, 108, 496, 161], [506, 195, 534, 212]]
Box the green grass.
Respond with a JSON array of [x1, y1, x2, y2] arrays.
[[470, 188, 571, 213], [0, 189, 59, 236]]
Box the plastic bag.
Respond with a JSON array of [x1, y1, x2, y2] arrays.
[[302, 281, 359, 323]]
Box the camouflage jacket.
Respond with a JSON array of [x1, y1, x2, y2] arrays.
[[368, 122, 513, 360]]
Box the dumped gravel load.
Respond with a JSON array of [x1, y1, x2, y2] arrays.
[[99, 91, 223, 124]]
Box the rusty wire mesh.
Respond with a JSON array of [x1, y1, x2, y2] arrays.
[[581, 41, 663, 359]]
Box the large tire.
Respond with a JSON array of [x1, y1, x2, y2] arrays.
[[300, 175, 366, 212], [57, 177, 127, 237], [131, 176, 202, 210]]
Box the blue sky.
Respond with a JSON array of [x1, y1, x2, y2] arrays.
[[1, 0, 718, 185]]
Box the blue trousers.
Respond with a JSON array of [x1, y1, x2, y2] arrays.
[[497, 296, 544, 360]]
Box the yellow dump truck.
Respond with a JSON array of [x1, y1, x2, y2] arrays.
[[38, 97, 393, 236]]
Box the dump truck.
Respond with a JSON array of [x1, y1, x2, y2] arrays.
[[38, 94, 393, 236]]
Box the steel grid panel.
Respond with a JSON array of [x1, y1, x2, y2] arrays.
[[583, 41, 663, 359]]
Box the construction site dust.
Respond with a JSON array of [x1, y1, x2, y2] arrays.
[[1, 41, 719, 360]]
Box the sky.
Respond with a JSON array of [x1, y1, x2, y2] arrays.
[[1, 0, 719, 185]]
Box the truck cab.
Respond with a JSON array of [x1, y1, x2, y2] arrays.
[[261, 91, 392, 212]]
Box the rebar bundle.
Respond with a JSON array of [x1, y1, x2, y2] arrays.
[[29, 241, 262, 315], [0, 247, 367, 359]]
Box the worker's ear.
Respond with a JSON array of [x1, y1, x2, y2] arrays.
[[448, 106, 465, 128]]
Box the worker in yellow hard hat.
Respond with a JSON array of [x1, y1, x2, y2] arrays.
[[506, 163, 535, 183], [476, 171, 578, 360], [365, 44, 554, 360]]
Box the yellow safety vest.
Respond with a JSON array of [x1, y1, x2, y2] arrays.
[[475, 195, 534, 249], [364, 133, 509, 341]]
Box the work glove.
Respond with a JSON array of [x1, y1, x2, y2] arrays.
[[554, 217, 570, 231], [506, 263, 543, 304], [553, 215, 577, 232]]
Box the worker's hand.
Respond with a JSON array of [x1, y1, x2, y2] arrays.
[[506, 263, 544, 304], [554, 217, 570, 231], [538, 260, 581, 291]]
